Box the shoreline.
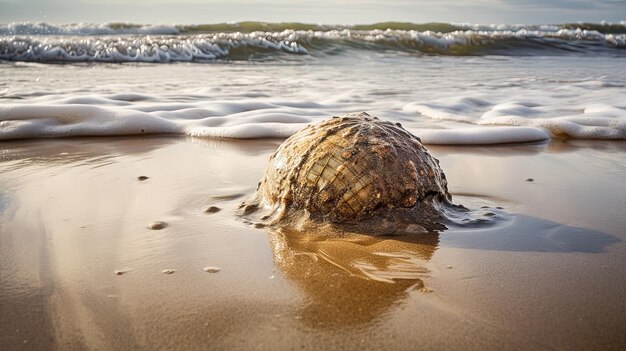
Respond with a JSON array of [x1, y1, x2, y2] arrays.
[[1, 136, 624, 349]]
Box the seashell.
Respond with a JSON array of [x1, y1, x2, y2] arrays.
[[240, 112, 451, 233]]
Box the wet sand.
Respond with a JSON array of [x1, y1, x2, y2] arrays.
[[0, 136, 625, 350]]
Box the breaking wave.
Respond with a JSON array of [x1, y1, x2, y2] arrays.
[[0, 21, 625, 62]]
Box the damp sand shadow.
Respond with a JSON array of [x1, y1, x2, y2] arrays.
[[443, 213, 620, 253]]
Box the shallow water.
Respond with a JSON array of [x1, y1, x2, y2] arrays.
[[1, 49, 625, 142], [0, 137, 624, 349]]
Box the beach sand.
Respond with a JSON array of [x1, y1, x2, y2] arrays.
[[1, 136, 625, 350]]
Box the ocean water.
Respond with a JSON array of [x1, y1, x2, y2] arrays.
[[1, 21, 625, 143], [1, 22, 626, 350]]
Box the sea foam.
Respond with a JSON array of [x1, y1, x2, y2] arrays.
[[3, 100, 623, 144], [404, 99, 626, 140], [1, 50, 624, 144]]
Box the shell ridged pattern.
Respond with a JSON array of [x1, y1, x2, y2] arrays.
[[243, 112, 451, 227]]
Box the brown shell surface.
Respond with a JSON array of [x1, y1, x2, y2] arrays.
[[242, 112, 451, 227]]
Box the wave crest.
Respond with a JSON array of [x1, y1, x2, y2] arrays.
[[2, 21, 626, 36], [0, 28, 624, 63]]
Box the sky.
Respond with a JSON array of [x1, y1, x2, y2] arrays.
[[0, 0, 625, 25]]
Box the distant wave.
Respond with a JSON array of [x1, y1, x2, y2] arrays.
[[0, 22, 180, 36], [1, 30, 624, 63], [0, 21, 625, 62], [2, 21, 626, 36]]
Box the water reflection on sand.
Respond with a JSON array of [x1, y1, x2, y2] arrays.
[[268, 227, 438, 327]]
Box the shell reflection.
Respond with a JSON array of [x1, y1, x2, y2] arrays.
[[268, 227, 438, 327]]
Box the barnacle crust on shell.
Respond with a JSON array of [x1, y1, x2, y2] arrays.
[[240, 112, 452, 234]]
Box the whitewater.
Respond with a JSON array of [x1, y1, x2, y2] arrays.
[[1, 22, 625, 144]]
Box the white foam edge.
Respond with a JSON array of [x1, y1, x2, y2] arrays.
[[411, 126, 550, 145], [3, 104, 620, 143]]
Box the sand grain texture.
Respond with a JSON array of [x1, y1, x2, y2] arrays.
[[0, 137, 625, 350]]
